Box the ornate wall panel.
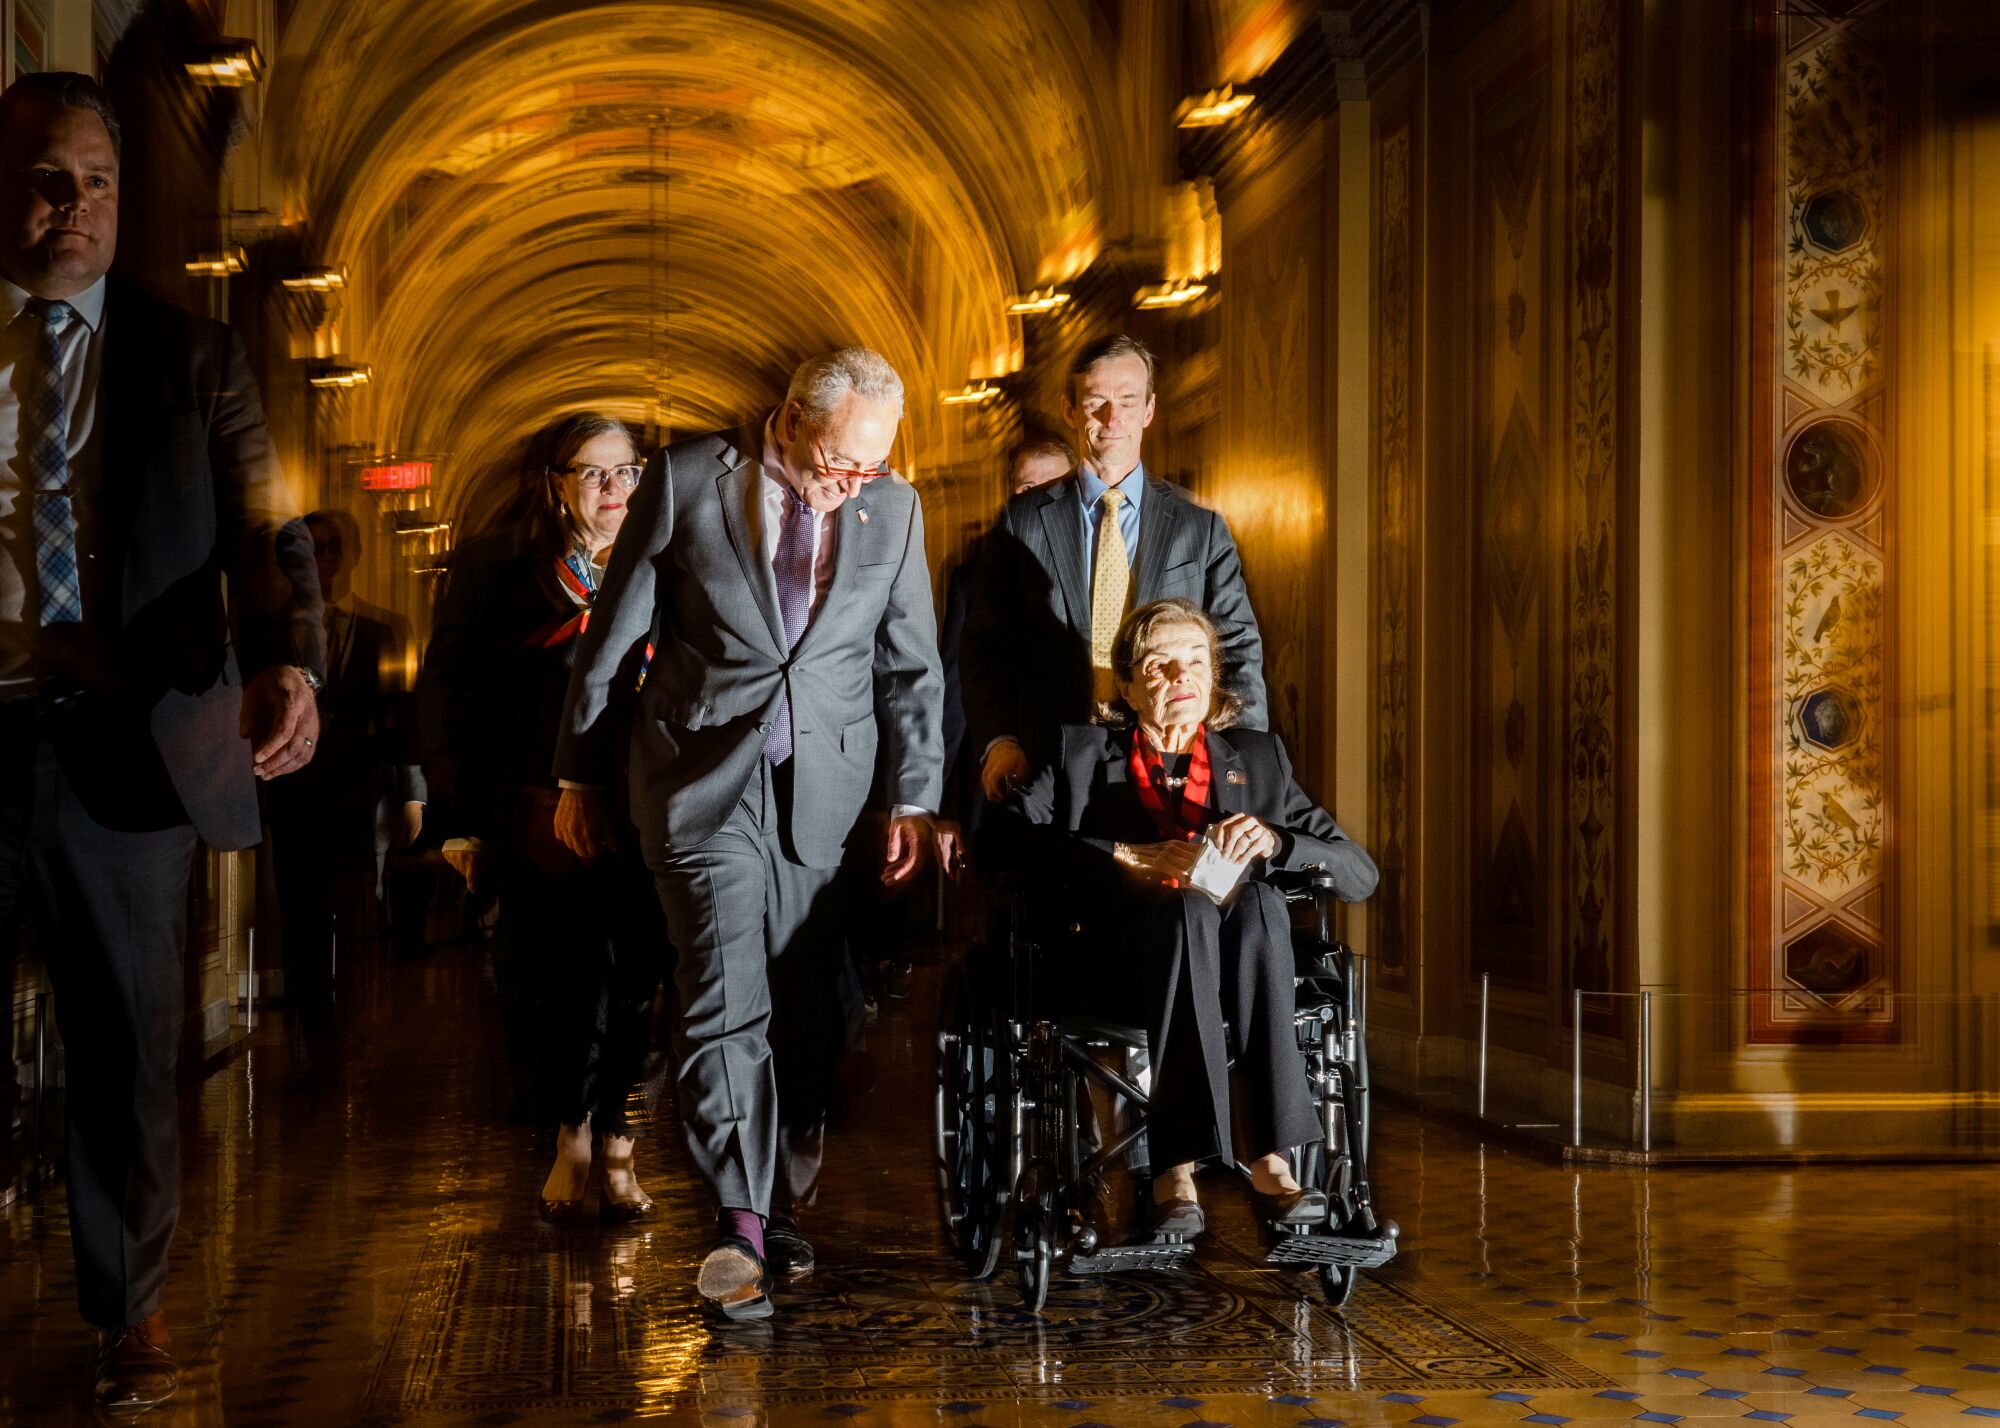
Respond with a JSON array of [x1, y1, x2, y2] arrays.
[[1373, 96, 1420, 992], [1468, 54, 1556, 993], [1748, 2, 1895, 1042], [1218, 156, 1327, 786], [1564, 0, 1619, 1003]]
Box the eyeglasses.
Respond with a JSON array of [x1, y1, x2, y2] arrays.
[[555, 463, 643, 492], [810, 442, 890, 484]]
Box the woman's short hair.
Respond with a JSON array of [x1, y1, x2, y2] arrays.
[[1102, 597, 1244, 730], [523, 412, 637, 558]]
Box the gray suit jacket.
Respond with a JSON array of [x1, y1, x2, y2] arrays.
[[553, 425, 944, 868], [960, 473, 1267, 766]]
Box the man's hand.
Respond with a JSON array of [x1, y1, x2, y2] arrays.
[[1208, 813, 1278, 865], [884, 811, 934, 886], [1114, 837, 1204, 890], [243, 665, 319, 779], [394, 800, 425, 850], [981, 740, 1031, 803], [556, 786, 616, 861], [935, 819, 969, 881]]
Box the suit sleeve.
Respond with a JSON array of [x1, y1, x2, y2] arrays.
[[979, 725, 1118, 878], [873, 488, 945, 814], [1202, 512, 1268, 730], [211, 326, 324, 679], [553, 446, 674, 786], [959, 505, 1026, 765], [1268, 736, 1378, 901]]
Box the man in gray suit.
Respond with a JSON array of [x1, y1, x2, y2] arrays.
[[554, 347, 941, 1319], [962, 333, 1266, 800]]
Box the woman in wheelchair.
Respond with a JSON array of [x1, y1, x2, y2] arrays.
[[984, 597, 1378, 1239]]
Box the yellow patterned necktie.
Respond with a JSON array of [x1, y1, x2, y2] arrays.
[[1090, 487, 1130, 704]]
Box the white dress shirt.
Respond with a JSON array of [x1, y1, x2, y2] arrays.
[[0, 276, 107, 695]]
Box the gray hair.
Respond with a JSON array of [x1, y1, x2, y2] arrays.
[[0, 72, 122, 161], [785, 347, 904, 425]]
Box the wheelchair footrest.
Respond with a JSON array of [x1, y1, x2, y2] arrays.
[[1070, 1240, 1199, 1275], [1265, 1230, 1399, 1270]]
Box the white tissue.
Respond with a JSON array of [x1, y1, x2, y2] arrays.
[[1188, 840, 1250, 904]]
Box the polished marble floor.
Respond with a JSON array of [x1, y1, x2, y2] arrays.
[[4, 943, 2000, 1427]]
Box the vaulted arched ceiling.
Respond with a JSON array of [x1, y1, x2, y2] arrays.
[[256, 0, 1139, 535]]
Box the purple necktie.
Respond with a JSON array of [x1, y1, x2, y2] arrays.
[[762, 492, 814, 763]]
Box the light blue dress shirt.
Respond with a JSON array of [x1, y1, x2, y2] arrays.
[[1077, 462, 1145, 572]]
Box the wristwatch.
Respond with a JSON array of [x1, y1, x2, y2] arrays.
[[293, 664, 324, 694]]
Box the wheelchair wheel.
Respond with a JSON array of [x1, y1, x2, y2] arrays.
[[1320, 1261, 1361, 1309], [936, 959, 1008, 1278]]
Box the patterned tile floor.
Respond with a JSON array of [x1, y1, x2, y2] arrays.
[[2, 942, 1998, 1426]]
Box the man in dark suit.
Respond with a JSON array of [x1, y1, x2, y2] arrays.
[[961, 334, 1266, 803], [555, 347, 942, 1319], [266, 509, 424, 1068], [0, 74, 322, 1413], [935, 436, 1071, 876]]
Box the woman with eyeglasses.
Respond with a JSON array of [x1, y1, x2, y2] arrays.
[[418, 413, 668, 1225]]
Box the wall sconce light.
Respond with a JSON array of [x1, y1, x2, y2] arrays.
[[940, 382, 1002, 407], [309, 362, 373, 390], [1006, 287, 1073, 316], [184, 246, 247, 278], [185, 40, 265, 87], [1134, 280, 1210, 310], [1176, 86, 1255, 128], [282, 264, 348, 294]]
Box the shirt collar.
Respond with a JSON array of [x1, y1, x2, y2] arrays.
[[1078, 461, 1146, 511], [760, 410, 810, 510], [0, 275, 107, 332]]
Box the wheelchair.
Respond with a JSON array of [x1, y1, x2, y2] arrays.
[[934, 869, 1398, 1311]]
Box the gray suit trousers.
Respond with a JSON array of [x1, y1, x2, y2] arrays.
[[648, 759, 845, 1218]]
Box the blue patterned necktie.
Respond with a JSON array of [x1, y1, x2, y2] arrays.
[[22, 298, 81, 625], [761, 491, 815, 764]]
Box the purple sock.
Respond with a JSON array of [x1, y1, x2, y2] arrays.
[[718, 1207, 764, 1259]]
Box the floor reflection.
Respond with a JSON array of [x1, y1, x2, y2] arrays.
[[3, 942, 1999, 1426]]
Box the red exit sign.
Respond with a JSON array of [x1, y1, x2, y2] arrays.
[[359, 460, 432, 492]]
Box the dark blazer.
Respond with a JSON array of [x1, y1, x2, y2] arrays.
[[70, 280, 322, 849], [301, 598, 423, 815], [984, 722, 1378, 904], [960, 473, 1267, 768], [553, 425, 944, 868], [936, 545, 978, 827], [417, 530, 584, 838]]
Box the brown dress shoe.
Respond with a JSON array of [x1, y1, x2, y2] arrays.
[[94, 1310, 178, 1413]]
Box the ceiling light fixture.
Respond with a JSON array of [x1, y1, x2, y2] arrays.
[[1177, 87, 1255, 128], [309, 362, 373, 390], [185, 246, 247, 278], [1134, 280, 1209, 310], [185, 40, 264, 87], [281, 264, 348, 294], [940, 382, 1002, 407], [1005, 287, 1072, 316]]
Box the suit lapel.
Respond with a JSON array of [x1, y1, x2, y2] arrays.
[[1133, 475, 1183, 602], [99, 285, 151, 622], [1037, 479, 1089, 629], [1206, 727, 1245, 817], [715, 441, 787, 655]]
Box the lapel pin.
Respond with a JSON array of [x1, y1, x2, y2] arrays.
[[1226, 770, 1247, 784], [856, 505, 870, 524]]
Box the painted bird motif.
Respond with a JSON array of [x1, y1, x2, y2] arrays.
[[1821, 793, 1863, 838], [1813, 593, 1844, 645]]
